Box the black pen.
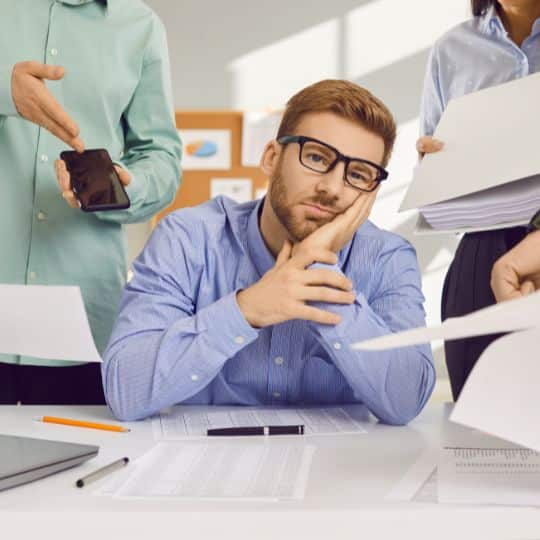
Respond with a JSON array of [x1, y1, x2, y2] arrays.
[[207, 425, 305, 436]]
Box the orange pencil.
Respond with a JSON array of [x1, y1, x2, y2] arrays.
[[35, 416, 130, 433]]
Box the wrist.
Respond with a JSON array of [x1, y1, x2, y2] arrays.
[[236, 288, 263, 329]]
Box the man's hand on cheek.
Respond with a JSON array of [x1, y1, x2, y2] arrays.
[[293, 189, 378, 256]]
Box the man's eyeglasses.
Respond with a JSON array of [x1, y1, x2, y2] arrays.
[[277, 135, 388, 192]]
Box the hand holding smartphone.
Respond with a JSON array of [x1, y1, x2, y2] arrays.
[[60, 149, 130, 212]]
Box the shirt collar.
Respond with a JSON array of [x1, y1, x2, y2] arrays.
[[479, 4, 505, 35], [246, 198, 277, 278], [246, 197, 355, 278]]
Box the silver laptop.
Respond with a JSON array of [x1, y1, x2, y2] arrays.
[[0, 434, 99, 491]]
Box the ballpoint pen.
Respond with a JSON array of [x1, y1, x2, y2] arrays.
[[76, 457, 130, 488], [207, 425, 305, 436]]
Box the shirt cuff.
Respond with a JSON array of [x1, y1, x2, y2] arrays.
[[116, 161, 148, 208], [0, 63, 18, 117]]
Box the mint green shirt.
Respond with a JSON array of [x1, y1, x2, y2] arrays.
[[0, 0, 182, 366]]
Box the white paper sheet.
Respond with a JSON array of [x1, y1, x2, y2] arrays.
[[241, 110, 282, 167], [438, 446, 540, 506], [179, 129, 231, 170], [97, 442, 315, 501], [351, 289, 540, 351], [451, 327, 540, 453], [414, 213, 527, 236], [401, 72, 540, 211], [152, 405, 369, 439], [417, 175, 540, 232], [385, 448, 438, 502], [0, 284, 101, 362]]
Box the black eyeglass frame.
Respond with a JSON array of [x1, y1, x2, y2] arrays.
[[277, 134, 389, 192]]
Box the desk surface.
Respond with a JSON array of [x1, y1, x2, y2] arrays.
[[0, 404, 538, 540]]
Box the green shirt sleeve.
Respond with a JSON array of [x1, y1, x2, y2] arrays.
[[0, 62, 18, 117], [94, 16, 182, 225]]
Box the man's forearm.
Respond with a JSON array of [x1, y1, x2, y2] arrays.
[[102, 292, 258, 421], [308, 264, 435, 425]]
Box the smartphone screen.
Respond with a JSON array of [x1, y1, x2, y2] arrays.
[[60, 149, 130, 212]]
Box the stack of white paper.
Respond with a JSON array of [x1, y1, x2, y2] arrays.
[[401, 72, 540, 234], [420, 175, 540, 230]]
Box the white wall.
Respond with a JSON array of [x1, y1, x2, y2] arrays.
[[127, 0, 471, 393]]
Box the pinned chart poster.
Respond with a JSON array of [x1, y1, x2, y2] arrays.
[[179, 129, 231, 170]]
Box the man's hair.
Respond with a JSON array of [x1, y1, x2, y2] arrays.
[[276, 79, 397, 167], [471, 0, 497, 16]]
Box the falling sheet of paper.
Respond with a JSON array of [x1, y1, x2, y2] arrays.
[[351, 290, 540, 351], [97, 442, 315, 501], [0, 285, 101, 362], [451, 327, 540, 453], [152, 405, 369, 439], [438, 447, 540, 506]]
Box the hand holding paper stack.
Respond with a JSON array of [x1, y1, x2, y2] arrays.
[[402, 72, 540, 234]]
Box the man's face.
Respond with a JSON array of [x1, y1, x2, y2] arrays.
[[267, 112, 386, 242]]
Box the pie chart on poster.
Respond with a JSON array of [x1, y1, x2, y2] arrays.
[[186, 140, 218, 158]]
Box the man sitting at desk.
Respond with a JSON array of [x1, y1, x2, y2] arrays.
[[102, 80, 435, 424]]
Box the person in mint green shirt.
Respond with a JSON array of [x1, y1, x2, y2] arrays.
[[0, 0, 182, 404]]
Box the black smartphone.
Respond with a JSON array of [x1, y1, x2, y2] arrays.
[[60, 148, 130, 212]]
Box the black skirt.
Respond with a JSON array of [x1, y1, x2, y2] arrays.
[[441, 226, 527, 400]]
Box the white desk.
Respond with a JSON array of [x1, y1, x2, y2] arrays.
[[1, 404, 539, 540]]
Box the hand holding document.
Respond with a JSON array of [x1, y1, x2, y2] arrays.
[[0, 284, 101, 362], [401, 71, 540, 233]]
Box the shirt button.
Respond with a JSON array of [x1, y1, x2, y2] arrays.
[[29, 272, 37, 280], [37, 212, 46, 221], [272, 392, 281, 398], [191, 374, 199, 382], [274, 356, 284, 366], [234, 336, 245, 345], [333, 342, 342, 350], [40, 154, 48, 163], [50, 48, 58, 56]]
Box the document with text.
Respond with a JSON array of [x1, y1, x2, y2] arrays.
[[152, 404, 369, 439], [97, 442, 315, 501], [438, 447, 540, 506]]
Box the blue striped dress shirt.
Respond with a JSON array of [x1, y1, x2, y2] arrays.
[[420, 4, 540, 136], [103, 196, 435, 424]]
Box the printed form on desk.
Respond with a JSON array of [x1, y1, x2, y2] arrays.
[[96, 441, 315, 501], [152, 404, 370, 439]]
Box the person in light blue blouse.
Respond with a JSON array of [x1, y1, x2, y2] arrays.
[[418, 0, 540, 400], [0, 0, 181, 405], [103, 79, 436, 424]]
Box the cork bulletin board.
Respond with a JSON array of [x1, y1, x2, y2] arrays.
[[152, 110, 269, 227]]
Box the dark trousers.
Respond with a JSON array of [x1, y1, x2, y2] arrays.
[[441, 226, 527, 401], [0, 362, 106, 404]]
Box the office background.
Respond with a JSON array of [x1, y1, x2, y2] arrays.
[[125, 0, 471, 399]]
